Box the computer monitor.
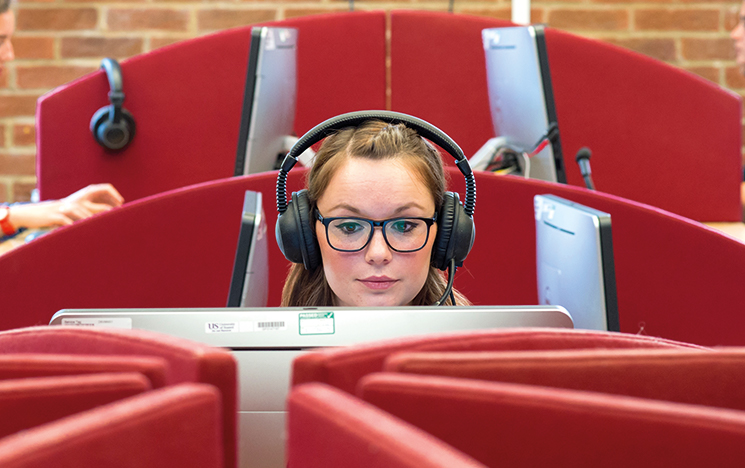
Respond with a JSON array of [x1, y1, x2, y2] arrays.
[[482, 25, 566, 183], [234, 27, 298, 176], [227, 190, 268, 307], [50, 305, 572, 468], [534, 194, 619, 331]]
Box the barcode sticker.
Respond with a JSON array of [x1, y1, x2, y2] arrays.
[[299, 312, 335, 335], [257, 321, 286, 331], [237, 321, 287, 332]]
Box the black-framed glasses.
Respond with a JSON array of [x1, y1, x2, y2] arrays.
[[315, 210, 437, 253]]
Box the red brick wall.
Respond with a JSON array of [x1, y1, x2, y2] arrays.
[[0, 0, 741, 202]]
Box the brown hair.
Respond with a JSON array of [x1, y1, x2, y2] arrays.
[[280, 119, 470, 307], [0, 0, 11, 14]]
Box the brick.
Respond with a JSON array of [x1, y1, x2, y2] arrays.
[[62, 0, 144, 3], [197, 10, 275, 31], [149, 36, 188, 51], [681, 38, 736, 61], [456, 8, 512, 21], [12, 37, 55, 59], [726, 66, 745, 89], [13, 124, 36, 147], [13, 181, 37, 202], [635, 9, 719, 32], [605, 37, 676, 61], [590, 0, 671, 3], [548, 9, 629, 31], [0, 71, 7, 89], [61, 37, 144, 58], [17, 66, 97, 89], [0, 153, 36, 176], [683, 66, 720, 83], [284, 8, 347, 19], [16, 8, 98, 31], [0, 124, 5, 147], [0, 95, 39, 118], [0, 182, 7, 203], [108, 9, 189, 32], [725, 6, 740, 31]]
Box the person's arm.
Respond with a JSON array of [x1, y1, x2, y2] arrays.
[[4, 183, 124, 232]]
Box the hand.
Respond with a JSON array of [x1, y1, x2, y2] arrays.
[[58, 183, 124, 221], [7, 183, 124, 231]]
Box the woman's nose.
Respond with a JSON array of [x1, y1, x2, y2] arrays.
[[365, 228, 392, 264]]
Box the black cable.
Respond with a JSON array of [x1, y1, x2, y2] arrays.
[[434, 259, 457, 306]]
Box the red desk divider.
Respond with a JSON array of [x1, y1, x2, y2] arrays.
[[389, 12, 512, 160], [37, 11, 740, 221], [1, 168, 744, 346], [36, 11, 386, 203], [390, 11, 742, 222]]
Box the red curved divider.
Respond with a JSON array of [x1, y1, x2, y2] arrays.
[[389, 12, 512, 160], [36, 11, 387, 203], [37, 11, 741, 222], [390, 11, 742, 222], [1, 168, 744, 346]]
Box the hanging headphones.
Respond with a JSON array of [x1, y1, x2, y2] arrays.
[[275, 110, 476, 272], [90, 58, 136, 151]]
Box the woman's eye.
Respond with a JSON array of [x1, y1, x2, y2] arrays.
[[390, 220, 416, 233], [335, 222, 364, 234]]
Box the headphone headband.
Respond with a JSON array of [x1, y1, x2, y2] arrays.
[[277, 110, 476, 217], [275, 110, 476, 273], [90, 57, 135, 151]]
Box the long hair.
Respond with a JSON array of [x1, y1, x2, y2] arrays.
[[281, 120, 470, 307]]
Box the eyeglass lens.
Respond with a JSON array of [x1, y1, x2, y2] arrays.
[[327, 218, 430, 252]]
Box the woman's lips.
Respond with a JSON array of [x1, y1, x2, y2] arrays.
[[358, 276, 398, 290]]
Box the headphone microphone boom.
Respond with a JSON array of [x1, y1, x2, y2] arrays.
[[90, 58, 136, 151]]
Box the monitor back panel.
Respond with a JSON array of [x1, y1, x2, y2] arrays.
[[235, 27, 298, 176], [51, 306, 572, 468], [227, 191, 269, 308], [535, 194, 619, 331], [483, 25, 565, 183]]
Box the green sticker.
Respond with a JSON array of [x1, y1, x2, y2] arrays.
[[299, 312, 335, 335]]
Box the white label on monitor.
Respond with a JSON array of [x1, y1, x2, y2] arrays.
[[61, 318, 132, 329], [239, 321, 287, 332], [299, 312, 335, 335], [205, 322, 239, 333]]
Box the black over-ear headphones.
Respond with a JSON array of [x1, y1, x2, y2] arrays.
[[275, 110, 476, 272], [90, 58, 136, 151]]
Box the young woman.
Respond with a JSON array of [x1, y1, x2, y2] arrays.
[[280, 118, 471, 307]]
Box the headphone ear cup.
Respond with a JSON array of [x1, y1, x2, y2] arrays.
[[90, 106, 110, 144], [432, 192, 475, 271], [90, 107, 136, 151], [275, 190, 321, 271]]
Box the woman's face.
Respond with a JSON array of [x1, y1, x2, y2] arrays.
[[315, 157, 437, 307]]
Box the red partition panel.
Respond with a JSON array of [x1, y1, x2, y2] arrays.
[[37, 12, 386, 203], [390, 11, 511, 160], [546, 29, 742, 222], [447, 171, 745, 346], [0, 171, 305, 332], [2, 169, 745, 346], [390, 11, 742, 222]]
